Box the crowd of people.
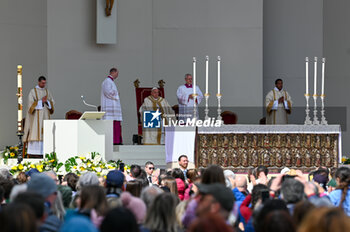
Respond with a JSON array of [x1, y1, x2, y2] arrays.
[[0, 155, 349, 232]]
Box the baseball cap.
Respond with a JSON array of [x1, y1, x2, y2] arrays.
[[197, 183, 235, 212], [106, 170, 125, 188], [27, 173, 57, 198], [25, 168, 40, 177]]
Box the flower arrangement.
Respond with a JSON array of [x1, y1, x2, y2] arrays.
[[7, 152, 126, 177], [64, 152, 125, 176], [42, 152, 64, 173], [341, 156, 350, 164], [10, 152, 64, 175], [1, 145, 27, 164], [1, 146, 19, 163]]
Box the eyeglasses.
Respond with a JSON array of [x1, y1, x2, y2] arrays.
[[148, 167, 155, 170]]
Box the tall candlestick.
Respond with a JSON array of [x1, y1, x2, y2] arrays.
[[205, 56, 209, 94], [17, 65, 23, 132], [305, 57, 309, 95], [321, 58, 326, 96], [304, 57, 312, 125], [313, 57, 318, 96], [217, 56, 221, 95], [193, 57, 196, 96]]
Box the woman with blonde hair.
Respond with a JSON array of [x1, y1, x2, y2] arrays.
[[161, 176, 178, 196], [79, 185, 108, 228], [141, 193, 180, 232]]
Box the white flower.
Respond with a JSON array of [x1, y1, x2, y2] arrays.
[[76, 159, 82, 165], [95, 154, 102, 162], [95, 167, 102, 173], [53, 167, 57, 172], [93, 159, 100, 166]]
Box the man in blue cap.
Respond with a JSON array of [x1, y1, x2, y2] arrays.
[[27, 173, 61, 232], [25, 168, 40, 180], [105, 170, 125, 198]]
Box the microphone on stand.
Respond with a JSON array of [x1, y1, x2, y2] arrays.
[[81, 95, 98, 111]]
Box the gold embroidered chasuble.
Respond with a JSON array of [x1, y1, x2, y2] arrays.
[[23, 87, 54, 143], [265, 88, 292, 124], [139, 96, 174, 145]]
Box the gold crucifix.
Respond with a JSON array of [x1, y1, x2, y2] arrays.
[[105, 0, 114, 17]]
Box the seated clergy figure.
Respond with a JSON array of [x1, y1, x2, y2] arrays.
[[139, 87, 174, 145]]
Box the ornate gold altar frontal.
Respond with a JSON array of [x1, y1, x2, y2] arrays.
[[196, 133, 339, 172]]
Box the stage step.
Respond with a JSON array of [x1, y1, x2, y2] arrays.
[[110, 145, 166, 168], [113, 145, 165, 153]]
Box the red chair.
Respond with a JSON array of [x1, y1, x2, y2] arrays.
[[65, 110, 83, 120], [134, 79, 165, 136], [221, 111, 238, 124]]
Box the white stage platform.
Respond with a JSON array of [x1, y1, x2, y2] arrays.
[[110, 145, 167, 168]]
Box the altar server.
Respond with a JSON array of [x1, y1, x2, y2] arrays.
[[101, 67, 123, 144], [139, 87, 174, 145], [23, 76, 54, 156], [176, 74, 203, 121], [265, 79, 292, 124]]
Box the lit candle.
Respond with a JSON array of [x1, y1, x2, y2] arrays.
[[217, 56, 221, 95], [313, 57, 317, 96], [305, 57, 309, 95], [193, 57, 196, 96], [17, 65, 23, 131], [205, 56, 209, 94], [321, 58, 326, 96]]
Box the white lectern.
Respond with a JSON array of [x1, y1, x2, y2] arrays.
[[43, 120, 113, 162]]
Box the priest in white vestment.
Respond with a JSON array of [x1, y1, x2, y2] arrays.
[[101, 68, 123, 144], [139, 87, 175, 145], [23, 76, 54, 156], [176, 74, 203, 121], [265, 79, 292, 124]]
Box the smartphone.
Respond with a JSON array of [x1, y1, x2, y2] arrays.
[[119, 162, 125, 171], [261, 190, 270, 202]]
